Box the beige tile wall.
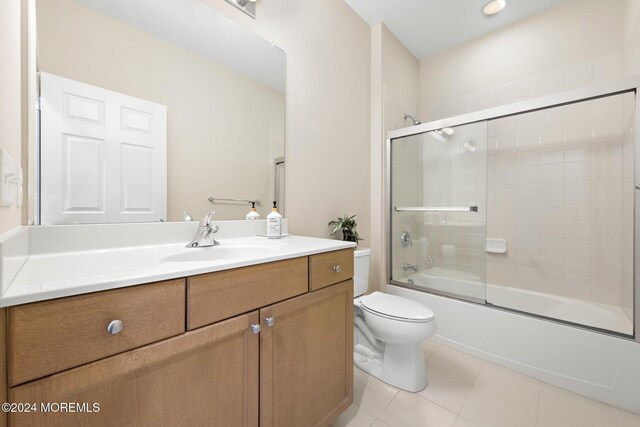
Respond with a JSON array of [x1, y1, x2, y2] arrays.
[[424, 52, 630, 122], [419, 0, 631, 123], [391, 123, 487, 286], [621, 0, 640, 315], [623, 0, 640, 77], [414, 0, 640, 314], [486, 92, 635, 310], [434, 123, 487, 282], [390, 133, 425, 279]]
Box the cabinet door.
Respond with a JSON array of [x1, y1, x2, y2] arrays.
[[9, 311, 259, 427], [260, 280, 353, 427]]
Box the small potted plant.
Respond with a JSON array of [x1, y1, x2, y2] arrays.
[[328, 214, 363, 246]]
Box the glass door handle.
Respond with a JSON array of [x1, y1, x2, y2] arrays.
[[394, 206, 478, 212]]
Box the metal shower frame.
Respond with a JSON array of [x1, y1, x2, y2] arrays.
[[385, 76, 640, 342]]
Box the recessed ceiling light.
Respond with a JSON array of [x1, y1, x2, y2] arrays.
[[483, 0, 507, 16]]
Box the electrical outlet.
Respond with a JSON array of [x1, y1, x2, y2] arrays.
[[0, 148, 16, 207]]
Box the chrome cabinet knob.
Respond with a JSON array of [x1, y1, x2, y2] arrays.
[[265, 317, 275, 327], [333, 265, 342, 273], [251, 324, 261, 334], [107, 320, 124, 335]]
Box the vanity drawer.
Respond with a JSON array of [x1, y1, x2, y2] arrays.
[[309, 249, 354, 291], [8, 279, 186, 386], [187, 257, 308, 330]]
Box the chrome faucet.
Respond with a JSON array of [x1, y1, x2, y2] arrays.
[[400, 231, 412, 248], [186, 212, 220, 248], [403, 263, 418, 272]]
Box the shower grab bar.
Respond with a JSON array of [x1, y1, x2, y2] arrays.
[[394, 206, 478, 212], [208, 196, 261, 205]]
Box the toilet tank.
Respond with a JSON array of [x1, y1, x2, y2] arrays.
[[354, 248, 371, 297]]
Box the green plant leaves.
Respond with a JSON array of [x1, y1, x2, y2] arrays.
[[327, 214, 363, 242]]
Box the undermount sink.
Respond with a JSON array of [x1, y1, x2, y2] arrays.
[[161, 244, 277, 263]]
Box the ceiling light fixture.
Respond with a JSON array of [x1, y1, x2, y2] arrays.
[[483, 0, 507, 16]]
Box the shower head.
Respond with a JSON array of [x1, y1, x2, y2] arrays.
[[403, 114, 421, 126]]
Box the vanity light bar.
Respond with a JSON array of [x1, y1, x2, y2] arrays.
[[394, 206, 478, 212]]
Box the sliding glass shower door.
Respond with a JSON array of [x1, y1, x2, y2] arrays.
[[482, 92, 635, 335], [389, 122, 488, 303], [388, 88, 636, 337]]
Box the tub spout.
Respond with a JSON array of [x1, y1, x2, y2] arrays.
[[403, 263, 418, 272]]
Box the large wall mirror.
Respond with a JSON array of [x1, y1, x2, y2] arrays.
[[32, 0, 285, 224]]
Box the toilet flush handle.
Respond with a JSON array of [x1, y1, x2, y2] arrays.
[[333, 265, 342, 273]]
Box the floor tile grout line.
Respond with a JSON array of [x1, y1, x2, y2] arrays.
[[414, 389, 465, 416], [613, 406, 623, 427], [534, 380, 542, 426], [413, 371, 472, 415], [353, 402, 377, 420], [374, 388, 402, 425], [454, 363, 478, 422]]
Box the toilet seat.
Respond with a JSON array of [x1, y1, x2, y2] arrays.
[[359, 292, 434, 323]]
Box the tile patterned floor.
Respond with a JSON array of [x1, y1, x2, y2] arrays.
[[332, 342, 640, 427]]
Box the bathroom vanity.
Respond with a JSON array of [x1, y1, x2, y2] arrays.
[[0, 222, 355, 427]]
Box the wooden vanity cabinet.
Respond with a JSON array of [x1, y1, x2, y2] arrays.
[[187, 257, 308, 329], [4, 249, 354, 427], [309, 249, 354, 290], [7, 279, 186, 386], [260, 279, 353, 427], [9, 312, 260, 427]]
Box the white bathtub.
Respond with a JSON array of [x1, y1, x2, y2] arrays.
[[387, 280, 640, 413], [401, 270, 633, 335]]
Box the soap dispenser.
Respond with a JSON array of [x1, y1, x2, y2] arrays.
[[266, 201, 282, 236], [246, 202, 260, 220]]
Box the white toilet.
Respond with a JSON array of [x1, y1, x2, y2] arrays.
[[353, 248, 436, 392]]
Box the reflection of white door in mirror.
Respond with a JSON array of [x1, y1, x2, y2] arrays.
[[40, 72, 167, 224]]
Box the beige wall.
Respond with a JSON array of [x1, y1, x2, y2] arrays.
[[200, 0, 371, 241], [419, 0, 628, 122], [369, 23, 419, 292], [7, 0, 372, 238], [37, 0, 284, 222], [0, 0, 22, 235], [367, 24, 419, 291]]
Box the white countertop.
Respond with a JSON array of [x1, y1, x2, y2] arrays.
[[0, 225, 355, 307]]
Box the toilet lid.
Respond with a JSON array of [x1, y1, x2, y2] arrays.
[[359, 292, 434, 322]]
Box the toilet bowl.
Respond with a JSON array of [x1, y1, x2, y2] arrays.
[[353, 248, 436, 392]]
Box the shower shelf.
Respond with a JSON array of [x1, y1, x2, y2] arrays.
[[394, 206, 478, 213]]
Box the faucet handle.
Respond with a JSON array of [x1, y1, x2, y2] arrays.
[[200, 211, 215, 227]]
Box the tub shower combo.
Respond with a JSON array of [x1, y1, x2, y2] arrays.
[[387, 79, 639, 339]]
